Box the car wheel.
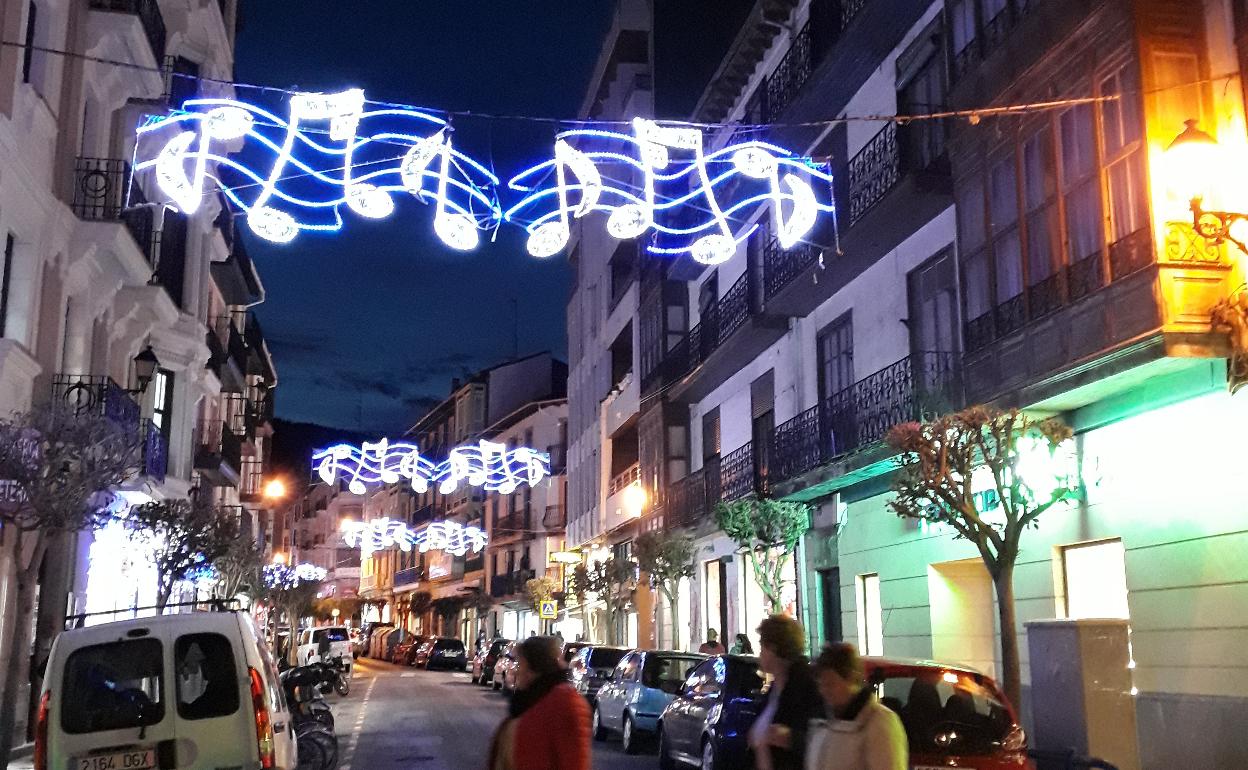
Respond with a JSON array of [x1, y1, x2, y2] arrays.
[[591, 707, 608, 742], [493, 679, 501, 691], [471, 673, 479, 684], [700, 739, 716, 770], [657, 726, 676, 770], [622, 713, 642, 755]]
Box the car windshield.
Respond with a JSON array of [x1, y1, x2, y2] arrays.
[[313, 628, 348, 643], [62, 638, 165, 733], [562, 643, 587, 662], [588, 648, 627, 669], [490, 640, 509, 654], [642, 655, 704, 693], [435, 639, 463, 650], [875, 671, 1015, 756]]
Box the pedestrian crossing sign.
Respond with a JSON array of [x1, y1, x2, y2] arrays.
[[539, 600, 557, 619]]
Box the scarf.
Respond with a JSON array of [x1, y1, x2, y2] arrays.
[[507, 671, 569, 719], [835, 686, 873, 721]]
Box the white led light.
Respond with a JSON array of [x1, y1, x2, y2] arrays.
[[312, 439, 550, 495], [340, 517, 488, 556], [776, 174, 817, 249], [731, 146, 778, 178], [435, 211, 480, 250], [691, 233, 736, 265], [527, 221, 570, 258], [606, 204, 650, 239], [155, 131, 202, 213], [203, 106, 253, 140], [345, 182, 394, 219], [248, 205, 299, 243]]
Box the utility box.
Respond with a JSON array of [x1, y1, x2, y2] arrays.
[[1026, 618, 1140, 770]]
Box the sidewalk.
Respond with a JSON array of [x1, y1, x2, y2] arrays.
[[6, 744, 33, 770]]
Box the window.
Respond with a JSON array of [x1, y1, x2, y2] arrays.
[[988, 157, 1022, 308], [643, 654, 703, 692], [875, 671, 1015, 757], [701, 407, 720, 462], [0, 235, 14, 338], [1061, 538, 1130, 619], [898, 26, 946, 172], [62, 639, 164, 733], [856, 573, 883, 655], [948, 0, 976, 63], [816, 313, 854, 402], [175, 633, 240, 720], [615, 652, 640, 682], [151, 368, 174, 439], [908, 249, 958, 354]]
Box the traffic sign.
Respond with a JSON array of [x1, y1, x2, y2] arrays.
[[539, 600, 557, 619]]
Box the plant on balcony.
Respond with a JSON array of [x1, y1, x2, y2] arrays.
[[715, 498, 811, 615], [524, 575, 560, 609], [886, 406, 1079, 708], [634, 530, 696, 649], [121, 497, 241, 613], [0, 405, 142, 766], [464, 589, 494, 615]]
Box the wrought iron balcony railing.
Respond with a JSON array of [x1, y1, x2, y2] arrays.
[[661, 271, 755, 384], [763, 236, 821, 301], [542, 505, 566, 530], [195, 419, 242, 473], [770, 352, 961, 485], [490, 568, 536, 598], [394, 566, 423, 586], [89, 0, 166, 62], [720, 441, 764, 501], [51, 375, 140, 430], [71, 158, 159, 268], [142, 419, 167, 482], [764, 21, 814, 123], [847, 123, 901, 225], [607, 464, 640, 497]]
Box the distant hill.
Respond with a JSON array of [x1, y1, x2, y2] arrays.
[[269, 419, 376, 483]]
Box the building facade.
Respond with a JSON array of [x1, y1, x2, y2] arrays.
[[0, 0, 279, 744]]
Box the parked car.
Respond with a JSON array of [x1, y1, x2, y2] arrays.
[[561, 641, 590, 664], [39, 611, 299, 770], [568, 645, 629, 705], [866, 658, 1034, 769], [493, 641, 520, 691], [658, 654, 765, 770], [472, 638, 511, 685], [593, 650, 706, 753], [411, 637, 438, 668], [296, 625, 352, 666], [391, 634, 422, 665], [419, 638, 468, 671]]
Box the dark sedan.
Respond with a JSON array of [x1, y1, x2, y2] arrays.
[[569, 645, 629, 705], [658, 655, 765, 770], [416, 637, 468, 671]]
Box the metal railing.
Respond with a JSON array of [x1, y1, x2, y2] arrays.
[[769, 352, 961, 485], [394, 566, 423, 586], [607, 464, 641, 497], [764, 21, 813, 122], [542, 505, 566, 530], [89, 0, 165, 61], [490, 569, 536, 598], [195, 419, 242, 472], [71, 158, 159, 267], [763, 236, 821, 301], [142, 419, 167, 482], [720, 442, 763, 500], [661, 271, 755, 384], [848, 123, 901, 225], [51, 375, 140, 430]]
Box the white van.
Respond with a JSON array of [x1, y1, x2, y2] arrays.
[[295, 626, 351, 666], [37, 611, 298, 770]]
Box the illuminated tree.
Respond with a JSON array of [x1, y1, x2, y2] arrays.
[[256, 564, 325, 663], [634, 530, 696, 649], [0, 405, 141, 767], [122, 498, 240, 613], [715, 498, 810, 614], [524, 575, 559, 608], [886, 406, 1079, 707]]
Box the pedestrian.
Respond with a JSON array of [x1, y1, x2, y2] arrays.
[[698, 628, 726, 655], [730, 633, 754, 655], [806, 642, 907, 770], [747, 615, 824, 770], [486, 636, 589, 770], [477, 630, 488, 653]]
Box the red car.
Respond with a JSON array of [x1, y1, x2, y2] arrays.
[[864, 658, 1034, 769]]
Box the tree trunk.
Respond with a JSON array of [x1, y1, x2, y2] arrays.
[[0, 559, 41, 767], [992, 564, 1023, 710], [664, 585, 680, 651]]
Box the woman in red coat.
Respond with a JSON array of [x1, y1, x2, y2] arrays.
[[488, 636, 590, 770]]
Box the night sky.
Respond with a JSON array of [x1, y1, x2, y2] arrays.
[[234, 1, 753, 433]]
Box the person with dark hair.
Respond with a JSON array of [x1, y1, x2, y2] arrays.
[[730, 633, 754, 655], [748, 615, 824, 770], [486, 635, 589, 770], [806, 642, 906, 770]]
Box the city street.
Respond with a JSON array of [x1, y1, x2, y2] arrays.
[[339, 658, 637, 770]]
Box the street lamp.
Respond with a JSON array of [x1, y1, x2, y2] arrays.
[[623, 482, 647, 519], [263, 478, 288, 501], [131, 345, 160, 394], [271, 552, 287, 565]]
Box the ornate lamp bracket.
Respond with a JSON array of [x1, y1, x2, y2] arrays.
[[1191, 201, 1248, 394]]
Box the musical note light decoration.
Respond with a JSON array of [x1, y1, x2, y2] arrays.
[[312, 439, 551, 496], [506, 118, 835, 264], [135, 88, 502, 249], [340, 518, 488, 557]]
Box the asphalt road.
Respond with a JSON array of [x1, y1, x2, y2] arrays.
[[338, 657, 641, 770]]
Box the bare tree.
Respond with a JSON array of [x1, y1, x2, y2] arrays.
[[886, 406, 1078, 707], [0, 405, 141, 766], [122, 498, 241, 613], [634, 530, 695, 649], [585, 558, 636, 645], [255, 564, 325, 664], [210, 536, 267, 602], [715, 498, 810, 614]]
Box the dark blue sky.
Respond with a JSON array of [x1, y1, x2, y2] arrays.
[[234, 1, 615, 432], [233, 1, 754, 433]]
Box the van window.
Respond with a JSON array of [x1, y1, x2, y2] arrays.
[[312, 628, 348, 644], [62, 639, 164, 733], [175, 633, 239, 720]]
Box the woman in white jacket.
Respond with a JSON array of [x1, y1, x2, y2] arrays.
[[805, 643, 908, 770]]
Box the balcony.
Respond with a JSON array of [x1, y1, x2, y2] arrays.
[[51, 375, 139, 432], [769, 352, 962, 499], [651, 270, 787, 403], [194, 419, 242, 486], [493, 510, 533, 542], [607, 464, 640, 497], [211, 230, 262, 307], [71, 158, 158, 270], [141, 419, 167, 483], [394, 566, 423, 589], [245, 312, 277, 383], [602, 372, 639, 439], [161, 55, 199, 109], [89, 0, 166, 62], [209, 315, 247, 392], [542, 505, 566, 530], [489, 569, 536, 599]]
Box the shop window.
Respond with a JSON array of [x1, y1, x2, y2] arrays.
[[1061, 538, 1130, 619], [856, 573, 883, 655]]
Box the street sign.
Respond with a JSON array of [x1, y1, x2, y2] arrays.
[[539, 600, 557, 619]]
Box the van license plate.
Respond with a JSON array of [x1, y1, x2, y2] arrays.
[[77, 749, 156, 770]]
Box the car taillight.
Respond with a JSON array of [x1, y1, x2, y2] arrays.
[[1001, 725, 1027, 752], [33, 691, 50, 770], [248, 668, 275, 769]]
